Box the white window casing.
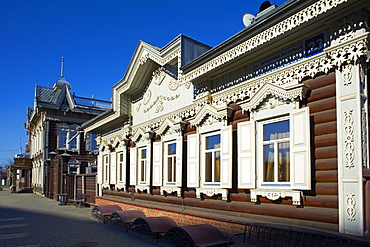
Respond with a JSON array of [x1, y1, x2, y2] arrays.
[[117, 150, 126, 184], [221, 125, 233, 189], [290, 107, 311, 190], [97, 154, 103, 184], [152, 141, 163, 186], [175, 136, 183, 187], [103, 154, 109, 184], [129, 147, 137, 186], [237, 120, 256, 189], [187, 133, 199, 188], [145, 143, 151, 186], [110, 152, 117, 184]]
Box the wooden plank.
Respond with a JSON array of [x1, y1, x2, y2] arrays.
[[315, 170, 338, 182], [314, 133, 337, 148], [311, 109, 336, 125], [307, 97, 336, 114], [316, 182, 338, 195], [315, 158, 338, 170], [304, 73, 335, 90], [307, 83, 336, 102], [314, 121, 337, 135], [315, 146, 337, 159]]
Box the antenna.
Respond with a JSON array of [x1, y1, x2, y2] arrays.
[[61, 56, 64, 78]]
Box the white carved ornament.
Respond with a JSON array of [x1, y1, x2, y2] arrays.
[[344, 109, 355, 169], [181, 0, 350, 85]]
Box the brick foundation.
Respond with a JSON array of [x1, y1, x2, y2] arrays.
[[95, 197, 245, 234]]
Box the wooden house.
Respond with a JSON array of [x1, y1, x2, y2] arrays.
[[26, 58, 111, 202], [82, 0, 370, 236]]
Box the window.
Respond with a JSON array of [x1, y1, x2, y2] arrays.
[[262, 119, 290, 184], [166, 142, 176, 184], [86, 133, 98, 151], [57, 124, 78, 151], [204, 133, 221, 184], [58, 130, 67, 149], [104, 155, 109, 183], [237, 107, 311, 191], [118, 152, 124, 182], [139, 148, 147, 184]]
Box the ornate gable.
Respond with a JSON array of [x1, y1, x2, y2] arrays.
[[190, 104, 224, 127], [241, 83, 310, 113]]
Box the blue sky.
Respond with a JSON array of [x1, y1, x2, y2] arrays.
[[0, 0, 286, 165]]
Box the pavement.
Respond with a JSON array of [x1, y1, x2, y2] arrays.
[[0, 187, 155, 247]]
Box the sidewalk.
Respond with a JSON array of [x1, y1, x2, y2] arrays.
[[0, 187, 154, 247]]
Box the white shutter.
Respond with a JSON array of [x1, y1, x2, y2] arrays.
[[175, 136, 183, 187], [122, 150, 127, 185], [221, 125, 232, 188], [129, 147, 137, 186], [97, 154, 103, 184], [187, 133, 199, 188], [290, 107, 311, 190], [110, 152, 117, 184], [237, 121, 256, 188], [152, 141, 163, 186], [145, 143, 151, 186]]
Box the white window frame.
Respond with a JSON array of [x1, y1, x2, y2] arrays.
[[164, 140, 177, 185], [56, 124, 79, 151], [238, 101, 311, 206], [117, 151, 124, 183], [138, 147, 148, 185], [201, 131, 221, 186], [103, 154, 109, 184], [188, 122, 231, 201], [257, 115, 291, 189]]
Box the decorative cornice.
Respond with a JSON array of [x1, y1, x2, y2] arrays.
[[211, 37, 367, 107], [189, 104, 224, 127], [180, 0, 350, 85], [157, 118, 181, 136], [241, 83, 309, 112]]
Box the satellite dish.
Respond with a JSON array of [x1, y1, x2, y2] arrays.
[[243, 13, 255, 27]]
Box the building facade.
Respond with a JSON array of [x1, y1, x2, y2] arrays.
[[83, 0, 370, 236], [26, 58, 111, 201]]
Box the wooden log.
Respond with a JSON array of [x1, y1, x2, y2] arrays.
[[315, 158, 338, 170], [307, 97, 336, 114], [304, 73, 335, 90], [316, 182, 338, 195], [315, 170, 338, 182], [303, 195, 338, 208], [315, 146, 337, 159], [307, 83, 336, 103], [233, 110, 249, 121], [314, 133, 337, 148], [314, 121, 337, 136], [311, 109, 337, 125]]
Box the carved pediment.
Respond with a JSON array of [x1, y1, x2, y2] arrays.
[[241, 83, 309, 112], [157, 118, 181, 136], [190, 104, 224, 127], [132, 127, 151, 143]]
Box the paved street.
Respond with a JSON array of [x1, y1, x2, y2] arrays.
[[0, 188, 154, 247]]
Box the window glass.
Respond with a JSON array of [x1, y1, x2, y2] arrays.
[[205, 134, 221, 183], [58, 131, 67, 149], [140, 148, 147, 183], [118, 152, 124, 182], [167, 143, 176, 183], [262, 120, 290, 183], [69, 134, 77, 149]]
